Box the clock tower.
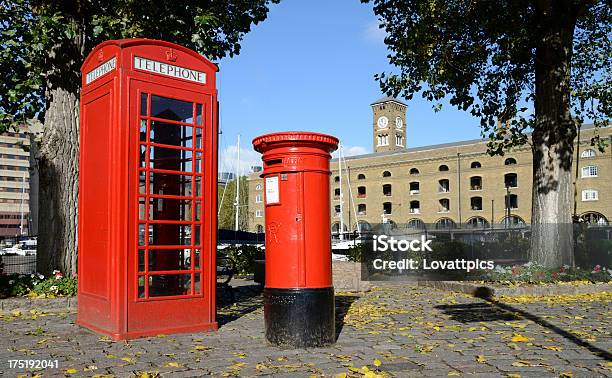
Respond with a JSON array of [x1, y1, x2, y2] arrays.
[[371, 96, 407, 153]]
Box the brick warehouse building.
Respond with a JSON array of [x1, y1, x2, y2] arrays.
[[247, 97, 611, 235], [0, 127, 31, 237]]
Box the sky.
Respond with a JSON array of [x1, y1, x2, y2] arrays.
[[216, 0, 483, 175]]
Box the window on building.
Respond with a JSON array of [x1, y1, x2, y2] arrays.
[[255, 184, 262, 190], [407, 219, 425, 229], [470, 176, 482, 190], [409, 168, 420, 175], [582, 189, 598, 201], [580, 212, 608, 226], [466, 217, 489, 228], [377, 134, 389, 146], [255, 210, 263, 218], [471, 161, 482, 168], [438, 179, 450, 193], [395, 135, 403, 146], [439, 198, 450, 213], [383, 202, 392, 215], [504, 173, 518, 188], [409, 181, 420, 194], [582, 165, 598, 178], [439, 164, 449, 172], [504, 158, 517, 165], [256, 224, 264, 233], [409, 200, 420, 214], [255, 194, 263, 203], [502, 215, 525, 227], [334, 205, 341, 216], [357, 173, 366, 180], [334, 188, 340, 198], [334, 176, 340, 182], [382, 170, 392, 177], [581, 149, 596, 158], [357, 186, 366, 198], [383, 184, 392, 196], [435, 218, 456, 229], [471, 196, 483, 210], [505, 194, 518, 209], [358, 204, 366, 215]]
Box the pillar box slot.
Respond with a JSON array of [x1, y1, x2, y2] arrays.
[[78, 39, 218, 340], [253, 132, 339, 347]]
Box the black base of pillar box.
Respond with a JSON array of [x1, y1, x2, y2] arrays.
[[263, 287, 335, 348]]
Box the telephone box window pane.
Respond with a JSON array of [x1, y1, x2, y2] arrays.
[[195, 201, 201, 221], [195, 127, 202, 149], [194, 249, 200, 269], [138, 276, 145, 298], [195, 152, 202, 173], [196, 104, 203, 125], [138, 250, 145, 272], [138, 224, 146, 246], [138, 197, 146, 220], [139, 145, 147, 168], [150, 121, 193, 148], [149, 145, 193, 172], [151, 95, 194, 123], [139, 120, 147, 142], [147, 249, 191, 271], [195, 176, 202, 197], [140, 93, 148, 116], [149, 223, 191, 245], [148, 274, 191, 297], [194, 273, 201, 294], [139, 170, 146, 194], [148, 197, 192, 221], [148, 172, 193, 197], [194, 225, 200, 245]]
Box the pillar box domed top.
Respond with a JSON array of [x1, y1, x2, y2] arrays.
[[252, 132, 339, 175]]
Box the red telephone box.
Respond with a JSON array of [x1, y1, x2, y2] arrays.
[[253, 132, 338, 347], [77, 39, 218, 339]]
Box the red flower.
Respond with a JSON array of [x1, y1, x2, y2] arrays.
[[511, 265, 521, 275], [559, 266, 566, 273], [593, 265, 602, 273], [552, 272, 558, 279]]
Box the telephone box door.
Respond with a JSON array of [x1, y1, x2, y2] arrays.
[[127, 80, 214, 334]]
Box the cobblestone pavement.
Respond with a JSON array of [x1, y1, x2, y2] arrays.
[[0, 282, 610, 377]]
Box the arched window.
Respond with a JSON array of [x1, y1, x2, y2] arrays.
[[409, 168, 420, 175], [409, 200, 420, 214], [581, 189, 598, 201], [355, 220, 372, 232], [409, 181, 420, 194], [470, 196, 483, 211], [357, 204, 367, 215], [439, 198, 450, 213], [383, 202, 392, 215], [256, 224, 264, 233], [581, 165, 598, 178], [581, 149, 596, 158], [439, 164, 449, 172], [504, 157, 517, 165], [470, 176, 482, 190], [357, 186, 366, 198], [580, 212, 608, 226], [470, 161, 482, 168], [382, 170, 392, 177], [438, 179, 450, 193], [255, 184, 262, 190], [407, 219, 426, 230], [466, 217, 489, 228], [435, 218, 456, 229], [357, 173, 366, 180], [504, 173, 518, 188], [501, 215, 525, 227], [383, 184, 392, 196]]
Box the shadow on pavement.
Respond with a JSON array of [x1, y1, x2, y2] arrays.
[[335, 294, 360, 341], [217, 283, 264, 327], [435, 299, 612, 361]]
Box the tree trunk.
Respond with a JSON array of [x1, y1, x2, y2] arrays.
[[36, 88, 80, 276], [529, 1, 577, 267]]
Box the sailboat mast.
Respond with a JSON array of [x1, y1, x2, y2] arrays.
[[234, 134, 241, 231], [338, 144, 344, 241]]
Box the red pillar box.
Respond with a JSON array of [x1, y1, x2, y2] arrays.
[[77, 39, 218, 339], [253, 132, 339, 347]]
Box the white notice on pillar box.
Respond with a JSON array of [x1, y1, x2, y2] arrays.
[[265, 176, 280, 204]]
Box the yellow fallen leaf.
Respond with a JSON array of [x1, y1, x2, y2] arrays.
[[541, 345, 562, 351], [121, 357, 134, 363], [334, 374, 348, 378], [373, 359, 382, 367], [559, 372, 573, 378], [511, 333, 532, 342], [164, 362, 181, 367], [476, 355, 486, 363], [448, 371, 461, 376], [65, 368, 78, 374], [506, 374, 521, 378]]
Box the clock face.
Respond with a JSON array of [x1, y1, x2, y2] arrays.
[[377, 116, 389, 129], [395, 117, 403, 129]]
